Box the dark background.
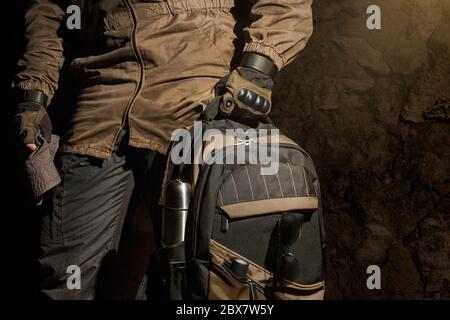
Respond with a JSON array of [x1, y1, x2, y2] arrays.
[[2, 1, 449, 299]]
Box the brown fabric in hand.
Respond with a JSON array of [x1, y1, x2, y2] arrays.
[[25, 134, 61, 205]]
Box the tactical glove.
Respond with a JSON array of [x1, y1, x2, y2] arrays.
[[215, 53, 277, 120], [14, 90, 51, 146]]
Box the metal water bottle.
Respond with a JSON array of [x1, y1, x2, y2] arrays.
[[161, 179, 192, 246], [160, 179, 191, 300]]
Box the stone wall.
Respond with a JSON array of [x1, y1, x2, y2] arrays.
[[271, 0, 449, 299]]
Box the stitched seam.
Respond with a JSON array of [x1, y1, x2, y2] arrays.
[[302, 167, 310, 197], [245, 166, 255, 201], [262, 174, 270, 199], [230, 173, 240, 202], [276, 172, 284, 198], [287, 163, 298, 197], [195, 20, 231, 72]]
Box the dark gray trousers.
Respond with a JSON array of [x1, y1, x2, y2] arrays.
[[39, 130, 165, 299]]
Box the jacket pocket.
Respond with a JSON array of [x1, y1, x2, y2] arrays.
[[194, 10, 237, 72]]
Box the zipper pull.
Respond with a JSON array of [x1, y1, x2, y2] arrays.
[[248, 279, 257, 300], [236, 137, 257, 146], [221, 215, 229, 233]]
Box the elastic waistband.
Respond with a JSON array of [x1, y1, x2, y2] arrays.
[[136, 0, 235, 17]]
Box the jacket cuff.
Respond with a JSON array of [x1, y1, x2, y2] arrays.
[[11, 79, 54, 107], [243, 42, 285, 71]]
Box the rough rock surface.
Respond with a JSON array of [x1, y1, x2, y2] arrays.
[[271, 0, 450, 299]]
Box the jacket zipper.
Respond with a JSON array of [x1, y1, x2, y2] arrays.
[[111, 0, 145, 149]]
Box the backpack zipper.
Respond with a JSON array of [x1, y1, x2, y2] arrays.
[[190, 165, 213, 257]]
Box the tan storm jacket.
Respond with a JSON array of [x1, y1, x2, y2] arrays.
[[12, 0, 313, 159]]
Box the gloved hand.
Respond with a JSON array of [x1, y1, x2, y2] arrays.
[[215, 53, 277, 120], [13, 90, 51, 152]]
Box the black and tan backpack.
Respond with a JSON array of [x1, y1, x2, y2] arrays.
[[158, 115, 326, 300]]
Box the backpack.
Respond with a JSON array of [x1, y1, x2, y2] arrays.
[[158, 117, 326, 300]]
